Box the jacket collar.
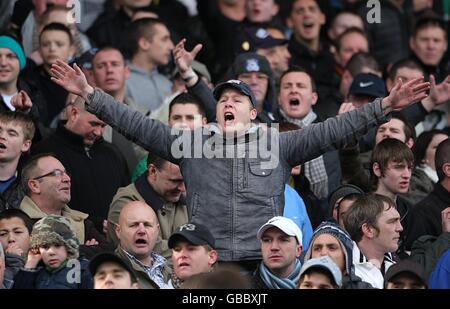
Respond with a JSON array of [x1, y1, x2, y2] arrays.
[[20, 195, 88, 221], [134, 173, 164, 212]]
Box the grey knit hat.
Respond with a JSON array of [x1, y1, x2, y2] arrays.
[[305, 221, 354, 275], [30, 215, 79, 259]]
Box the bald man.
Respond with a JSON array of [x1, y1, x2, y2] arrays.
[[114, 201, 171, 289]]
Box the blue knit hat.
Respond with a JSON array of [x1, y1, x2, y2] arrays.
[[0, 36, 26, 71], [304, 221, 354, 276]]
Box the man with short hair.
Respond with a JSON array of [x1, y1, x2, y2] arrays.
[[0, 111, 34, 212], [114, 201, 171, 289], [89, 252, 139, 289], [253, 216, 303, 289], [19, 153, 110, 258], [344, 194, 403, 289], [410, 13, 449, 83], [50, 56, 429, 266], [108, 154, 187, 259], [125, 18, 174, 112], [167, 223, 217, 288], [288, 0, 335, 92], [32, 96, 130, 232], [334, 27, 369, 74], [91, 46, 148, 173], [277, 67, 342, 202]]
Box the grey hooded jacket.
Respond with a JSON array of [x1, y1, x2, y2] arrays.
[[85, 89, 388, 261]]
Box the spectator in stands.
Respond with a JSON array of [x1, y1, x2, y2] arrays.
[[125, 18, 174, 112], [0, 209, 32, 288], [253, 217, 303, 289], [303, 221, 373, 289], [384, 260, 427, 289], [91, 46, 149, 174], [297, 256, 342, 289], [30, 23, 75, 126], [371, 138, 414, 251], [32, 95, 129, 232], [13, 215, 93, 289], [328, 184, 364, 228], [108, 154, 187, 259], [277, 67, 341, 203], [410, 12, 449, 83], [344, 194, 402, 289], [89, 252, 139, 289], [288, 0, 335, 92], [409, 130, 448, 203], [406, 139, 450, 248], [167, 223, 217, 288], [49, 55, 429, 269], [0, 111, 34, 212], [114, 201, 171, 289], [334, 27, 369, 78], [327, 11, 364, 47], [19, 153, 111, 258]]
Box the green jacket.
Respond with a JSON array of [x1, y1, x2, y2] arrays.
[[108, 176, 188, 259]]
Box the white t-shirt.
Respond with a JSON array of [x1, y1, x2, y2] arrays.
[[1, 93, 17, 111]]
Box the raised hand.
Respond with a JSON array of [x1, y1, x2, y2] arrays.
[[85, 238, 99, 246], [427, 74, 450, 107], [382, 77, 430, 112], [5, 242, 24, 257], [25, 247, 42, 269], [51, 59, 94, 99], [338, 102, 356, 115], [173, 38, 202, 74], [11, 90, 32, 113]]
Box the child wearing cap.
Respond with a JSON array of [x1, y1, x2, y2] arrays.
[[298, 256, 342, 289], [13, 215, 92, 289]]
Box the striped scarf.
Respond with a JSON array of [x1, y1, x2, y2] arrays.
[[259, 258, 302, 289]]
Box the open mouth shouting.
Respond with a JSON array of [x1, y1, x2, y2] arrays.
[[224, 112, 235, 126]]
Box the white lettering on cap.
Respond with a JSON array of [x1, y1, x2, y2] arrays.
[[246, 59, 260, 72], [179, 223, 196, 231]]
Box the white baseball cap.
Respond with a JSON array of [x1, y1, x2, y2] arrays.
[[257, 216, 303, 245]]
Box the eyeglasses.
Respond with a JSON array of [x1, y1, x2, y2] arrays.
[[33, 169, 70, 180]]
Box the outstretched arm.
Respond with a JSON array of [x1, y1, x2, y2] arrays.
[[282, 77, 430, 166], [50, 60, 183, 163]]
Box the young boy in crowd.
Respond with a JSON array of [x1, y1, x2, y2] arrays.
[[13, 215, 92, 289]]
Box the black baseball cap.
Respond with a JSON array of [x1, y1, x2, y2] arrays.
[[349, 73, 387, 98], [168, 223, 215, 249], [236, 27, 287, 53], [328, 184, 364, 209], [213, 79, 257, 108], [89, 253, 137, 283], [384, 260, 427, 287]]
